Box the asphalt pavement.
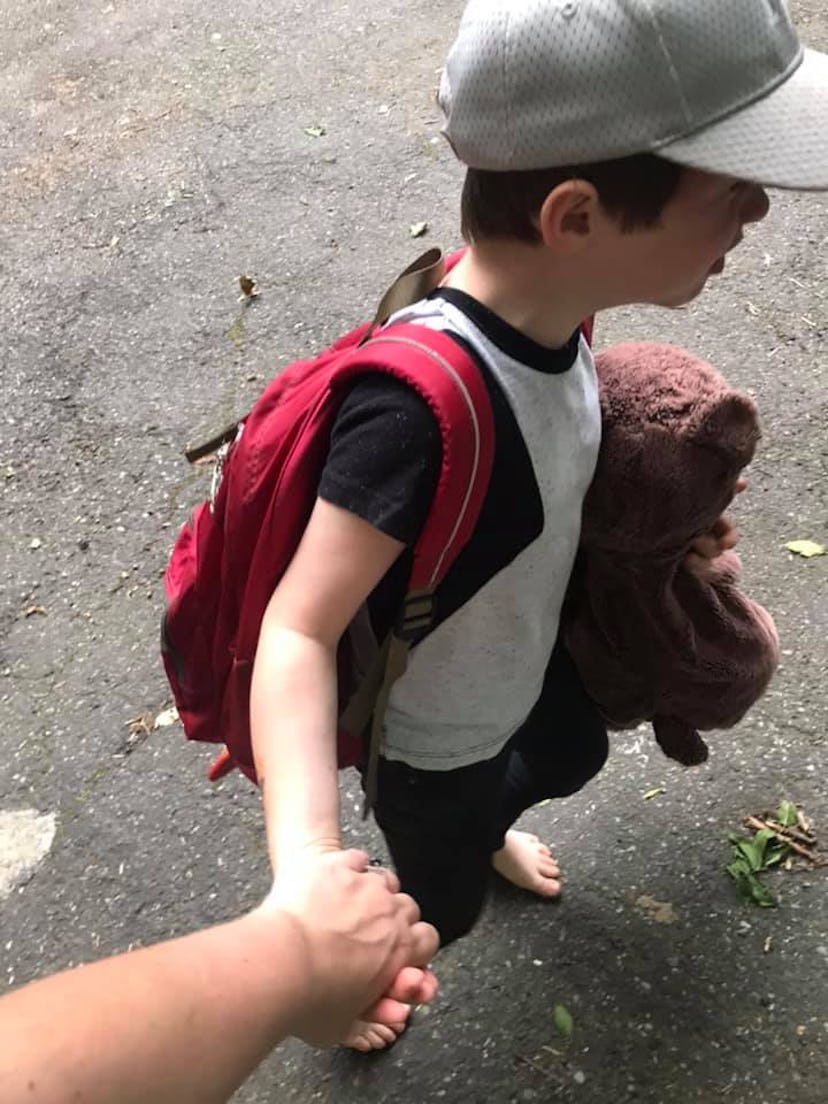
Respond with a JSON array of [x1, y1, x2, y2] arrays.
[[1, 1, 826, 1101]]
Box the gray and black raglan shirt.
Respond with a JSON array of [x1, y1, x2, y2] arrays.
[[318, 289, 601, 771]]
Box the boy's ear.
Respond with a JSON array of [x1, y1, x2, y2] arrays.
[[537, 179, 600, 252]]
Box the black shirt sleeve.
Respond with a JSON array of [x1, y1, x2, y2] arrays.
[[318, 374, 443, 545]]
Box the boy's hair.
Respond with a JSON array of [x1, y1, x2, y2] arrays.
[[460, 154, 683, 245]]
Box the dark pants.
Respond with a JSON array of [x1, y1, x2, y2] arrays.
[[371, 643, 608, 947]]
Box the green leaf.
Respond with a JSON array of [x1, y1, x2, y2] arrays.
[[726, 857, 751, 881], [553, 1004, 573, 1039], [643, 786, 666, 801], [731, 836, 764, 872], [729, 865, 756, 902], [752, 829, 776, 869], [303, 125, 326, 138], [763, 844, 790, 868], [777, 800, 798, 828], [727, 861, 778, 908], [746, 874, 778, 908], [785, 540, 825, 558]]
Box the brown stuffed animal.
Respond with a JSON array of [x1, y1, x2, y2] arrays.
[[565, 342, 780, 765]]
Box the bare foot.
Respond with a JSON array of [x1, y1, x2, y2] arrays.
[[492, 829, 562, 898], [342, 1016, 408, 1053]]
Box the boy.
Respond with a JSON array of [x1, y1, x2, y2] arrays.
[[249, 0, 828, 1051]]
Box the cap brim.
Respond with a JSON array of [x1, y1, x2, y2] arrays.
[[659, 48, 828, 191]]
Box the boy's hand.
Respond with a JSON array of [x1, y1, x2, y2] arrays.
[[684, 479, 746, 580], [260, 849, 438, 1047]]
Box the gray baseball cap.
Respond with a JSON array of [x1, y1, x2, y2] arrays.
[[439, 0, 828, 190]]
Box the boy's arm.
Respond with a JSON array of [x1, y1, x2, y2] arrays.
[[251, 497, 405, 872]]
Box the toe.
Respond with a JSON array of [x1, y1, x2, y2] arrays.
[[537, 877, 562, 898]]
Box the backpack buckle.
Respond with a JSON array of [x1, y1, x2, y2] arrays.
[[396, 588, 435, 641]]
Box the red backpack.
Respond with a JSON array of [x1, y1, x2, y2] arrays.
[[161, 249, 495, 810]]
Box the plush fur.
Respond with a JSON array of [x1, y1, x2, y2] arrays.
[[565, 342, 780, 765]]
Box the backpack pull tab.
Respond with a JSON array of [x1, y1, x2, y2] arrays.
[[361, 248, 446, 345]]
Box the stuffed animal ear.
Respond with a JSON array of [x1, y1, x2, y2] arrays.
[[697, 393, 760, 470], [653, 715, 709, 765]]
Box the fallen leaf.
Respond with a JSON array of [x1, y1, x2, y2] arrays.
[[238, 275, 259, 300], [777, 799, 799, 828], [634, 895, 677, 924], [29, 538, 42, 550], [643, 786, 665, 801], [763, 936, 773, 953], [22, 606, 47, 618], [762, 843, 789, 868], [409, 221, 429, 238], [303, 125, 326, 138], [726, 859, 778, 908], [227, 316, 244, 350], [153, 706, 180, 729], [126, 711, 155, 738], [785, 540, 825, 558], [729, 833, 768, 872], [796, 1025, 806, 1039], [553, 1004, 573, 1039]]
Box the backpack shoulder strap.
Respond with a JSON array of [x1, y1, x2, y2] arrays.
[[351, 321, 494, 592], [336, 322, 494, 815]]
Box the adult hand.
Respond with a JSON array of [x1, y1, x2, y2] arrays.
[[259, 849, 438, 1047]]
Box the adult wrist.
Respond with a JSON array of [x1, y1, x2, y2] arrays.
[[234, 908, 313, 1035]]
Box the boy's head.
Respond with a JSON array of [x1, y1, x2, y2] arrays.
[[440, 0, 828, 309]]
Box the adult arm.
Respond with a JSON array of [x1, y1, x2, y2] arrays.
[[0, 850, 438, 1104]]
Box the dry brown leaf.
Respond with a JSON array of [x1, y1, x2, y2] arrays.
[[238, 275, 259, 300], [634, 894, 677, 924], [126, 711, 154, 738]]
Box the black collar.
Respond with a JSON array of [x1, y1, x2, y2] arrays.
[[431, 287, 582, 376]]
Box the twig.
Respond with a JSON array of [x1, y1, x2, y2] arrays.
[[764, 818, 817, 846], [743, 816, 822, 863], [515, 1054, 557, 1081]]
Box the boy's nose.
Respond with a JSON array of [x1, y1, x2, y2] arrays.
[[742, 183, 770, 225]]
